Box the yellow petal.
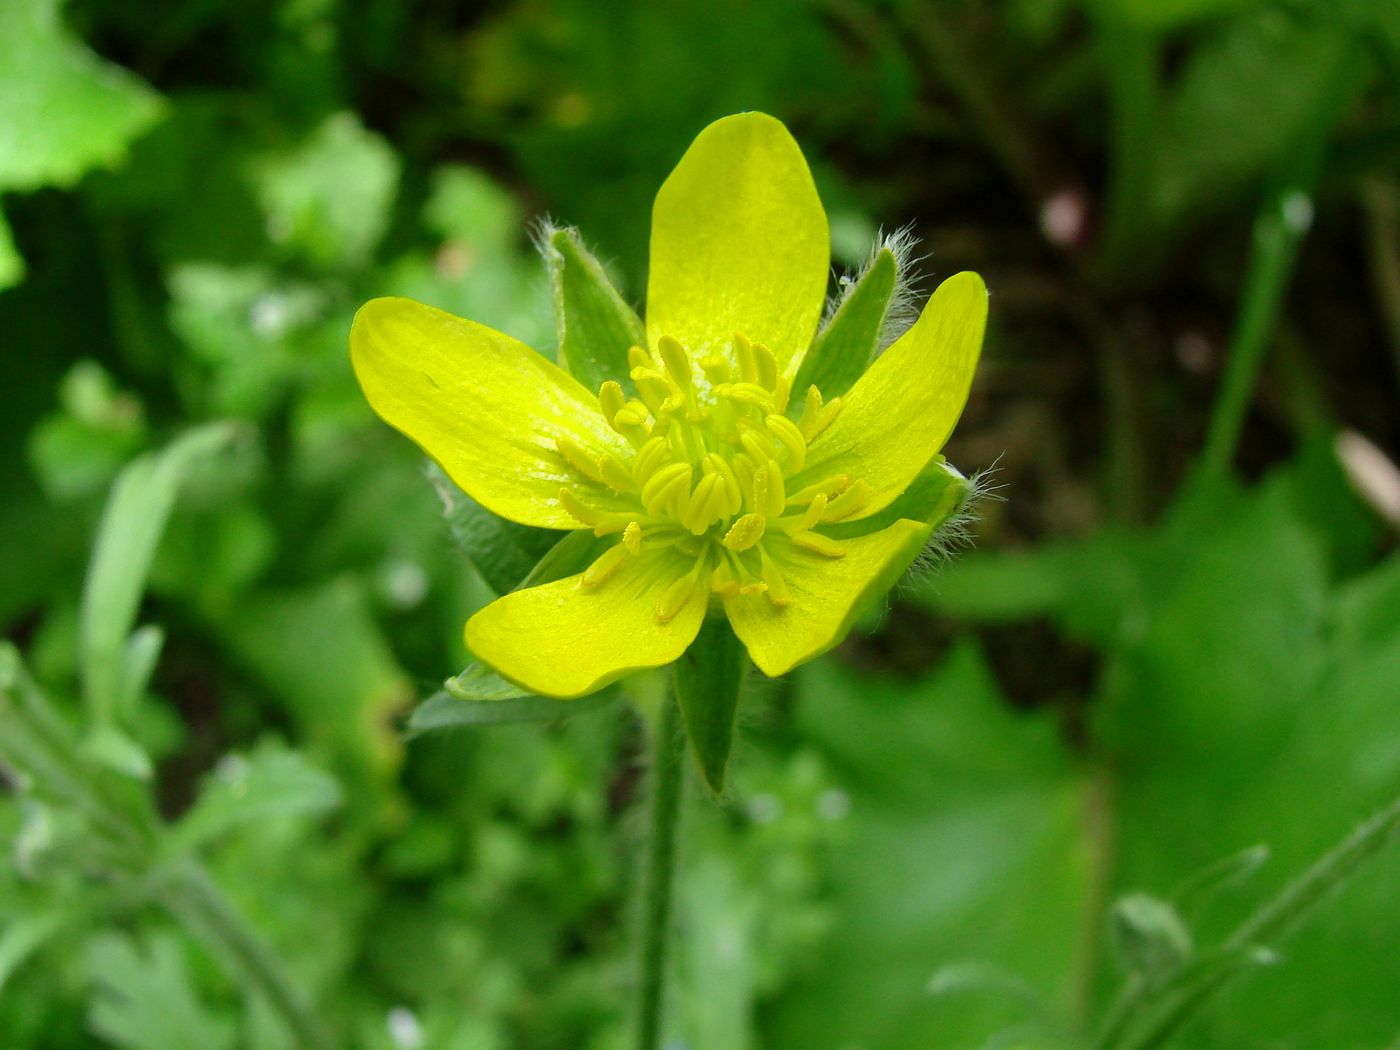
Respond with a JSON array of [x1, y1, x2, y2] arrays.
[[788, 271, 986, 521], [646, 112, 828, 378], [465, 548, 708, 698], [351, 297, 633, 528], [723, 519, 931, 678]]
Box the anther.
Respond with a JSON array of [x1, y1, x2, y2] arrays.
[[765, 414, 806, 471], [822, 478, 871, 521], [632, 437, 671, 487], [739, 428, 776, 466], [722, 513, 766, 551], [733, 332, 758, 383], [641, 462, 693, 518], [715, 382, 777, 413], [597, 454, 634, 493], [791, 530, 847, 557], [790, 492, 828, 532], [699, 353, 731, 384], [623, 520, 642, 554], [702, 453, 744, 516], [555, 436, 603, 482], [656, 563, 702, 624], [799, 386, 842, 441], [581, 542, 631, 587], [751, 342, 778, 391], [683, 473, 727, 535], [657, 335, 693, 390], [627, 345, 653, 372], [598, 380, 626, 426], [752, 462, 786, 519], [759, 548, 791, 606], [787, 474, 850, 506]]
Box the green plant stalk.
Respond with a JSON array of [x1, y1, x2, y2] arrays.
[[1119, 791, 1400, 1050], [636, 689, 684, 1050], [1199, 189, 1311, 478], [1092, 18, 1157, 286], [166, 864, 334, 1050]]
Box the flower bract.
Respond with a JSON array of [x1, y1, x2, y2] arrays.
[[351, 112, 986, 698]]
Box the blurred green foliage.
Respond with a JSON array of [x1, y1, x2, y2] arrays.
[[3, 0, 1400, 1048]]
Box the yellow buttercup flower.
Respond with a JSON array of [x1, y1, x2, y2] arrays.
[[351, 112, 986, 698]]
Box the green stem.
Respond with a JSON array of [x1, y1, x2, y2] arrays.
[[166, 865, 334, 1050], [1119, 791, 1400, 1050], [1199, 186, 1312, 478], [1093, 18, 1157, 286], [636, 689, 684, 1050]]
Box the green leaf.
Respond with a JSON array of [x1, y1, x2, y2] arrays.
[[0, 0, 162, 193], [404, 664, 619, 737], [85, 932, 235, 1050], [792, 245, 898, 401], [674, 617, 747, 795], [1148, 11, 1359, 233], [1111, 893, 1194, 987], [406, 691, 618, 736], [167, 742, 341, 855], [250, 110, 399, 267], [80, 423, 238, 728], [0, 0, 163, 290], [543, 225, 646, 393], [432, 466, 560, 595], [766, 645, 1088, 1047]]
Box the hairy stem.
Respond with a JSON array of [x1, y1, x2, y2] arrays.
[[636, 690, 684, 1050], [1118, 791, 1400, 1050]]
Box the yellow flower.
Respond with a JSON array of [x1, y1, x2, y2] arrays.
[[351, 113, 986, 698]]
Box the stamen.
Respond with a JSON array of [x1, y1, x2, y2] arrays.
[[597, 454, 634, 493], [614, 401, 651, 429], [733, 332, 758, 383], [790, 492, 828, 532], [764, 414, 806, 471], [632, 436, 671, 487], [751, 342, 778, 391], [787, 474, 850, 505], [791, 530, 847, 557], [558, 489, 635, 533], [555, 436, 603, 482], [822, 478, 871, 521], [656, 561, 703, 624], [623, 520, 642, 554], [752, 462, 786, 519], [627, 345, 654, 371], [683, 473, 727, 535], [581, 542, 631, 587], [714, 382, 776, 413], [722, 513, 766, 552], [631, 367, 672, 411], [598, 381, 626, 426], [657, 336, 693, 390], [699, 353, 731, 384], [641, 462, 693, 519], [759, 548, 791, 606], [798, 386, 842, 441], [739, 428, 776, 467], [702, 453, 744, 516]]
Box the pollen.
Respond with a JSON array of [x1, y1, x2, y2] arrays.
[[563, 332, 857, 621]]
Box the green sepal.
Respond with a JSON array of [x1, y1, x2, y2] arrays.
[[434, 466, 559, 594], [824, 456, 970, 539], [404, 663, 618, 738], [674, 617, 747, 795], [543, 225, 646, 393], [791, 245, 897, 403]]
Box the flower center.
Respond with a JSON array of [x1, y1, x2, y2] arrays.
[[557, 333, 871, 623]]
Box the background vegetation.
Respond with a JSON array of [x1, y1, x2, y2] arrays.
[[3, 0, 1400, 1047]]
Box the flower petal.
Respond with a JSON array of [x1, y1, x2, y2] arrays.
[[724, 519, 933, 678], [789, 271, 986, 521], [351, 297, 633, 529], [646, 112, 828, 377], [465, 548, 708, 698]]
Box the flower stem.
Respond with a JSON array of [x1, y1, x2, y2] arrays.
[[166, 864, 334, 1050], [636, 688, 684, 1050]]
